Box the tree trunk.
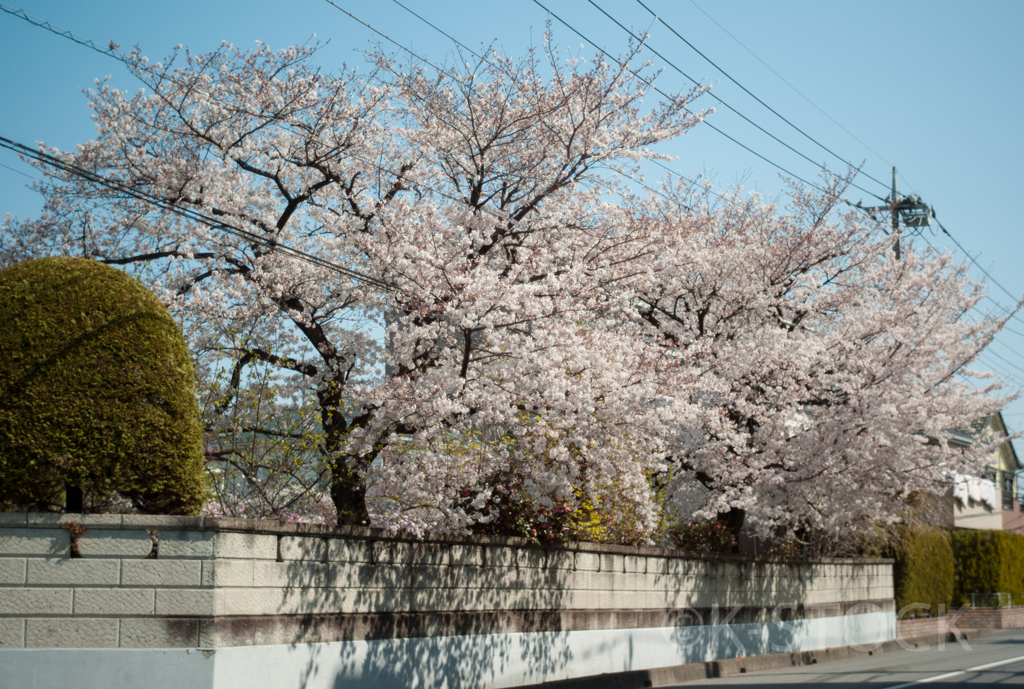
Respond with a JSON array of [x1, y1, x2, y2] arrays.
[[319, 377, 370, 526], [331, 459, 369, 526], [65, 484, 83, 513], [717, 507, 745, 554]]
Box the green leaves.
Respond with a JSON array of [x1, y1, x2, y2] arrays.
[[952, 529, 1024, 608], [0, 257, 208, 514], [894, 525, 954, 616]]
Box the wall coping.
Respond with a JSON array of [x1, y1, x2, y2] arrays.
[[0, 512, 894, 566]]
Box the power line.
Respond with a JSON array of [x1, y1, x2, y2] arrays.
[[988, 337, 1024, 371], [0, 135, 397, 292], [936, 218, 1022, 308], [885, 229, 1024, 382], [983, 346, 1024, 380], [0, 2, 117, 59], [916, 219, 1024, 336], [683, 0, 917, 195], [584, 0, 884, 201], [529, 0, 858, 201], [990, 318, 1024, 340], [618, 0, 890, 195], [977, 353, 1024, 390], [914, 229, 1024, 339], [0, 160, 38, 180]]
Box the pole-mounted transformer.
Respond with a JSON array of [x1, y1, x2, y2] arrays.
[[856, 167, 934, 259]]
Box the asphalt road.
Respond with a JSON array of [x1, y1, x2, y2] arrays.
[[672, 629, 1024, 687]]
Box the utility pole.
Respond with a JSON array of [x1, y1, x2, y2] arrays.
[[891, 168, 901, 260], [856, 167, 934, 259]]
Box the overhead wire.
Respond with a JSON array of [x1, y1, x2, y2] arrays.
[[0, 2, 117, 59], [0, 0, 1010, 276], [989, 336, 1024, 370], [587, 0, 888, 200], [976, 353, 1024, 389], [530, 0, 857, 201], [936, 217, 1023, 308], [0, 135, 397, 292], [0, 0, 1000, 298], [912, 218, 1024, 344], [638, 0, 887, 190], [1, 0, 1006, 285], [684, 0, 918, 195], [983, 346, 1024, 380], [912, 229, 1024, 359], [910, 230, 1024, 386], [0, 160, 38, 180]]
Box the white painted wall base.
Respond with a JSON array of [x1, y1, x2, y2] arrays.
[[0, 648, 215, 689], [0, 611, 895, 689]]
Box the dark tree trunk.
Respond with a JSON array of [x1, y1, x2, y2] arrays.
[[65, 484, 84, 513], [319, 377, 370, 526], [717, 507, 745, 553], [331, 460, 369, 526]]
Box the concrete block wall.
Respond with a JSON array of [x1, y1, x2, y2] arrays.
[[0, 513, 894, 650]]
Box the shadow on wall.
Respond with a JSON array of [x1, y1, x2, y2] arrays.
[[215, 539, 880, 688], [275, 540, 577, 688]]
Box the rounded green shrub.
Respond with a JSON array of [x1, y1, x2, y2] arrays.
[[893, 525, 954, 616], [0, 257, 207, 514]]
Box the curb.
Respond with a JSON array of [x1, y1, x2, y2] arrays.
[[517, 628, 995, 688]]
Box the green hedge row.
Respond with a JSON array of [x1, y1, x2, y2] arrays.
[[951, 529, 1024, 607], [893, 525, 954, 616]]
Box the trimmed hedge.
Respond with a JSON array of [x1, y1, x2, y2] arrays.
[[951, 529, 1024, 607], [0, 257, 207, 514], [893, 525, 954, 616]]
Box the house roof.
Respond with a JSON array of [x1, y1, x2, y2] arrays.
[[960, 411, 1022, 471]]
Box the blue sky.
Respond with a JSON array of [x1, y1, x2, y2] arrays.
[[3, 0, 1024, 451]]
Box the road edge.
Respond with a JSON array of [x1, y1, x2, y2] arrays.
[[514, 628, 995, 688]]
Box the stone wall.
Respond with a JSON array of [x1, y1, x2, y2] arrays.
[[0, 513, 895, 688]]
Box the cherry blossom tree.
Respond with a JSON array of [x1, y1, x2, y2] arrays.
[[622, 176, 1016, 540], [3, 37, 1013, 541], [2, 38, 705, 533]]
